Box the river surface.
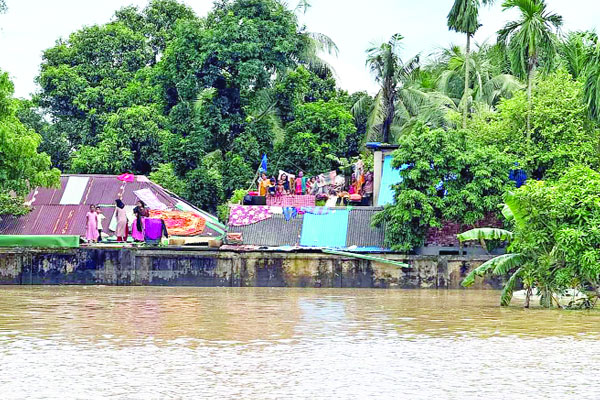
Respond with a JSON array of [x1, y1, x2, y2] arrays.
[[0, 287, 599, 399]]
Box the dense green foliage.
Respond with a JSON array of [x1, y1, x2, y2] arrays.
[[5, 0, 600, 307], [0, 72, 60, 215], [471, 70, 600, 179], [374, 123, 513, 251], [21, 0, 358, 213], [462, 166, 600, 308]]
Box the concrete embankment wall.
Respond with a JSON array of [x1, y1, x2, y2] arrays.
[[0, 248, 501, 289]]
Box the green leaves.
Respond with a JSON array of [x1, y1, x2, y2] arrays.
[[378, 123, 513, 251], [471, 70, 599, 181], [461, 253, 523, 287], [500, 267, 522, 306], [457, 228, 513, 242], [498, 0, 562, 78], [278, 99, 356, 174], [0, 71, 60, 215], [447, 0, 495, 35]]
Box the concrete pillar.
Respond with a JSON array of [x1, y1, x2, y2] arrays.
[[373, 150, 383, 205]]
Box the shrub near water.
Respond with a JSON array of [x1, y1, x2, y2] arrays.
[[507, 166, 600, 307]]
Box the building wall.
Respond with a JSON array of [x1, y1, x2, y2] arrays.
[[0, 248, 502, 289]]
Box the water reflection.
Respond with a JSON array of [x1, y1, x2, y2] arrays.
[[0, 287, 599, 399]]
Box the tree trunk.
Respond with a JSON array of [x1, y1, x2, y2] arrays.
[[524, 287, 532, 308], [462, 34, 471, 129], [526, 62, 536, 142], [382, 90, 395, 144]]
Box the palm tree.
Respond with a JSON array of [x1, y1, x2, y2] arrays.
[[354, 34, 455, 144], [447, 0, 496, 128], [497, 0, 562, 139], [292, 0, 338, 75], [364, 33, 405, 143], [437, 43, 523, 108], [580, 33, 600, 122], [559, 31, 597, 80]]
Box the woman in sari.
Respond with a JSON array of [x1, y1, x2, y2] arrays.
[[85, 205, 98, 243], [115, 199, 128, 242], [295, 171, 304, 195], [132, 200, 149, 242], [258, 173, 270, 197]]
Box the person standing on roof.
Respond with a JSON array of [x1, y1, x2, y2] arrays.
[[132, 200, 149, 242], [115, 199, 128, 242], [295, 171, 304, 195], [95, 205, 106, 242], [85, 205, 98, 244], [258, 172, 270, 197]]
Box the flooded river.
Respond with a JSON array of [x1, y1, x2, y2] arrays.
[[0, 287, 599, 399]]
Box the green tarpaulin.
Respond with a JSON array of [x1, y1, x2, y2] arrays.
[[0, 235, 80, 248]]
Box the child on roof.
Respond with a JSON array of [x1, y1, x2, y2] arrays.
[[276, 179, 285, 199], [268, 177, 276, 197], [95, 205, 106, 242], [85, 205, 98, 243]]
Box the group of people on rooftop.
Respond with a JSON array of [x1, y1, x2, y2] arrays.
[[257, 171, 319, 197], [256, 165, 374, 204], [85, 199, 149, 243]]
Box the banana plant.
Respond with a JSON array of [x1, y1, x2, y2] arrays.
[[458, 192, 532, 307]]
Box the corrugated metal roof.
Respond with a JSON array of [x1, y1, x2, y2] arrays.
[[227, 206, 387, 249], [228, 214, 304, 246], [346, 208, 386, 248], [0, 174, 221, 237]]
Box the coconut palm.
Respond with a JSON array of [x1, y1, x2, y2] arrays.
[[353, 34, 456, 144], [363, 33, 405, 144], [581, 34, 600, 122], [437, 43, 524, 108], [497, 0, 562, 138], [292, 0, 338, 75], [447, 0, 496, 128]]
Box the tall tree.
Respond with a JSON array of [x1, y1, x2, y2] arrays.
[[437, 43, 523, 108], [447, 0, 495, 128], [365, 33, 404, 143], [498, 0, 562, 138], [357, 34, 455, 144], [581, 34, 600, 122], [0, 71, 60, 215]]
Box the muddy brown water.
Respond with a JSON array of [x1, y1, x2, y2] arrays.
[[0, 287, 599, 399]]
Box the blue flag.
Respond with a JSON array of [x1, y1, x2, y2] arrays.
[[259, 154, 267, 173]]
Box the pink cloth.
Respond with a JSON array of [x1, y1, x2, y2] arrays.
[[132, 218, 145, 241], [85, 211, 98, 241], [267, 195, 316, 208], [295, 178, 302, 195], [118, 173, 135, 182], [228, 206, 272, 226]]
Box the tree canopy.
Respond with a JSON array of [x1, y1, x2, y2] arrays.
[[0, 71, 60, 215]]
